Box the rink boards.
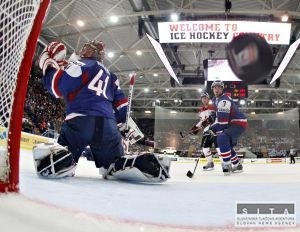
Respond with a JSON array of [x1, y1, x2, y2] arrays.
[[160, 154, 299, 164]]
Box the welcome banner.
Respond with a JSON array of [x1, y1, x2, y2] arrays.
[[158, 21, 291, 45]]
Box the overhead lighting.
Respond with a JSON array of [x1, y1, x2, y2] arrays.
[[278, 111, 284, 114], [197, 88, 202, 92], [145, 110, 151, 114], [136, 50, 142, 56], [170, 110, 177, 114], [144, 88, 149, 92], [107, 52, 114, 58], [153, 73, 158, 77], [170, 13, 179, 21], [250, 112, 256, 114], [281, 13, 289, 22], [239, 99, 246, 105], [110, 15, 119, 23], [255, 89, 259, 93], [287, 89, 292, 93], [76, 20, 85, 27], [165, 88, 170, 92]]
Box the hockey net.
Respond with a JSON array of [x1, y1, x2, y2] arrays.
[[0, 0, 51, 192]]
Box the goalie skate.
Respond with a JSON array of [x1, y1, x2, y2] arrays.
[[203, 162, 214, 171]]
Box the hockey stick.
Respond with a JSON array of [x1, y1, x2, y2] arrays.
[[179, 127, 202, 138], [122, 73, 136, 154], [125, 73, 135, 130], [186, 158, 200, 178]]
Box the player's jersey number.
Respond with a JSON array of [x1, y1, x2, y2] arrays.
[[87, 69, 108, 98], [217, 100, 231, 113]]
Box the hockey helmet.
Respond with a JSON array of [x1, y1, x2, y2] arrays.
[[211, 80, 224, 89], [80, 40, 105, 62], [200, 92, 210, 99]]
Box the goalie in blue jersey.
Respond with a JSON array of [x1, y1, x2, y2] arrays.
[[33, 41, 170, 182]]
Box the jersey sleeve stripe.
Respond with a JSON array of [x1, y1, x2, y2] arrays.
[[51, 69, 63, 98], [113, 98, 128, 110], [230, 119, 248, 128]]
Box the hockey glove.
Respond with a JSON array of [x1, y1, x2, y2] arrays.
[[201, 115, 215, 128], [46, 41, 67, 66], [118, 123, 140, 145], [38, 41, 67, 75], [190, 125, 200, 135]]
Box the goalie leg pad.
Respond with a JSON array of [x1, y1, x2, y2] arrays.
[[33, 142, 77, 178], [106, 153, 171, 183]]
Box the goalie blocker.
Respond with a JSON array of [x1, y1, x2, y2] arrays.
[[33, 142, 170, 183]]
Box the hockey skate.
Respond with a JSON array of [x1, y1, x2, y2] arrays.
[[232, 162, 243, 173], [222, 162, 232, 176], [203, 162, 214, 171]]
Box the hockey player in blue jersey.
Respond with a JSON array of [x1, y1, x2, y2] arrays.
[[33, 41, 170, 182], [203, 80, 248, 175]]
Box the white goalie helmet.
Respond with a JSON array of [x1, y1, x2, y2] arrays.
[[211, 80, 224, 89]]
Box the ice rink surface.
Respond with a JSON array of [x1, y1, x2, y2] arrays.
[[1, 150, 300, 232]]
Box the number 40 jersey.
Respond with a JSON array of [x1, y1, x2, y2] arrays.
[[43, 58, 128, 123]]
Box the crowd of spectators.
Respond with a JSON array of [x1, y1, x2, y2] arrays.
[[22, 67, 65, 136]]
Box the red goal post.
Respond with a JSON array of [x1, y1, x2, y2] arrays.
[[0, 0, 51, 192]]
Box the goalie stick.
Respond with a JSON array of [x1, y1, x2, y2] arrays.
[[125, 73, 135, 130], [122, 73, 136, 154]]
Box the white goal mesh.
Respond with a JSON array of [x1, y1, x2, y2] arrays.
[[0, 0, 50, 191]]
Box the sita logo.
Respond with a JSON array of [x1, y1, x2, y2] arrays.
[[0, 131, 7, 140]]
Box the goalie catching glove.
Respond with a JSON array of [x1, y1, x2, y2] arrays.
[[38, 41, 67, 75], [103, 153, 171, 183]]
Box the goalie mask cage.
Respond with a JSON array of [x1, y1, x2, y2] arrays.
[[0, 0, 51, 192]]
